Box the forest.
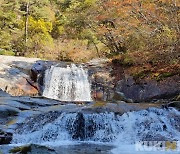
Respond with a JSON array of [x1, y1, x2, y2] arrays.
[[0, 0, 179, 66]]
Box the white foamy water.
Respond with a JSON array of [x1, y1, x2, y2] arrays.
[[12, 108, 180, 153], [42, 64, 92, 101]]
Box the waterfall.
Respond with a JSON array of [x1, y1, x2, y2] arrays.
[[42, 64, 92, 101], [12, 108, 180, 145]]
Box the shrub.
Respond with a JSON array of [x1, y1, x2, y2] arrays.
[[0, 49, 15, 56]]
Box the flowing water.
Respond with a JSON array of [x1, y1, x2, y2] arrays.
[[43, 64, 92, 101], [10, 108, 180, 153], [1, 64, 180, 153]]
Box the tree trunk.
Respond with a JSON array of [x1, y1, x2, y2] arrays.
[[24, 1, 29, 55], [92, 40, 100, 58]]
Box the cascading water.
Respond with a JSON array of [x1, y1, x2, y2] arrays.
[[4, 63, 180, 153], [12, 108, 180, 151], [42, 64, 92, 101]]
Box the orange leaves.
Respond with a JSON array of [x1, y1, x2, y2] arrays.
[[96, 15, 108, 21], [89, 0, 179, 56], [105, 0, 120, 7]]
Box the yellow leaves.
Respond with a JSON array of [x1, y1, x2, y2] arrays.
[[162, 26, 174, 36], [84, 0, 97, 6], [159, 25, 177, 44], [27, 16, 54, 49], [29, 16, 53, 34], [153, 72, 160, 77], [57, 26, 65, 35], [67, 0, 81, 10]]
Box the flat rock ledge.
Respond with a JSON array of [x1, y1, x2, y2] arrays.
[[0, 55, 40, 96]]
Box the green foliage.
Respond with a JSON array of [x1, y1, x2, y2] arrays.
[[0, 0, 179, 64], [0, 31, 11, 50], [123, 56, 135, 67], [0, 0, 56, 57], [0, 49, 15, 56], [132, 70, 151, 80], [154, 72, 176, 82], [112, 54, 135, 67]]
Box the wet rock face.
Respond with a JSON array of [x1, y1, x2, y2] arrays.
[[88, 66, 114, 101], [87, 59, 180, 102], [0, 130, 12, 145], [71, 112, 85, 140], [9, 143, 112, 154], [15, 111, 61, 134], [165, 101, 180, 110], [30, 61, 47, 94], [10, 144, 56, 154], [0, 88, 11, 97], [30, 61, 47, 82], [115, 75, 180, 102], [30, 61, 58, 95], [0, 105, 20, 118]]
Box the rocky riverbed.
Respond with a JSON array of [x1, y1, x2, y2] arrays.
[[0, 92, 180, 153], [0, 56, 180, 153]]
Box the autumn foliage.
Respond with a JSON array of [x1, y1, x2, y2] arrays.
[[0, 0, 179, 65]]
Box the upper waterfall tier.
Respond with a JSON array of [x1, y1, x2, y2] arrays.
[[42, 64, 92, 101]]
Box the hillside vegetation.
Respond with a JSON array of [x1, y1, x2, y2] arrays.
[[0, 0, 179, 72]]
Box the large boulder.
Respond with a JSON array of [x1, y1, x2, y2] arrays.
[[30, 61, 47, 82], [30, 61, 57, 94], [115, 75, 180, 102], [0, 55, 40, 96]]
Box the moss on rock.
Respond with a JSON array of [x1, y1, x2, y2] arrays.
[[10, 145, 31, 154]]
